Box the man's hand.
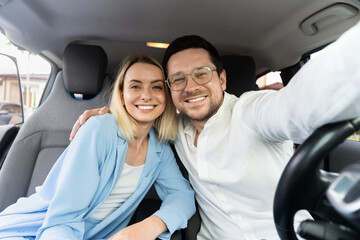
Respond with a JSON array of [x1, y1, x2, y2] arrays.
[[69, 106, 110, 141], [108, 215, 167, 240]]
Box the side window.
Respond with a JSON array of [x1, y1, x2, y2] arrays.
[[0, 54, 23, 125], [0, 33, 51, 125], [348, 130, 360, 142], [256, 71, 283, 90]]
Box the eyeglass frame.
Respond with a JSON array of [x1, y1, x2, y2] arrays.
[[166, 65, 217, 91]]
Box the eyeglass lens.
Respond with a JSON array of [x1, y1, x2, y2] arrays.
[[168, 66, 213, 90]]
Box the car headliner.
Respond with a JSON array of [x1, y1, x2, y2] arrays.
[[0, 0, 359, 76]]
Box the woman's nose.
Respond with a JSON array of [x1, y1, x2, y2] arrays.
[[141, 88, 152, 101]]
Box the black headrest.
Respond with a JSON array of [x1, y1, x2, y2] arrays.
[[221, 55, 259, 97], [63, 44, 107, 96]]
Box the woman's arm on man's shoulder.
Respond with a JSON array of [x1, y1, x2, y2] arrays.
[[69, 106, 110, 140]]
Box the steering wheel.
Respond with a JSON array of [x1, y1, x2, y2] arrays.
[[273, 117, 360, 240]]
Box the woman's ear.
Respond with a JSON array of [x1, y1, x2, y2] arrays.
[[120, 88, 124, 100], [119, 89, 125, 107]]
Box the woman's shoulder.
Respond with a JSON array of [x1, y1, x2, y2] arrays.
[[94, 113, 117, 124], [85, 113, 116, 126], [81, 113, 118, 137]]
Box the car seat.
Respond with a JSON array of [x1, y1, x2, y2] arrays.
[[0, 44, 187, 240], [221, 55, 259, 97], [0, 43, 111, 211]]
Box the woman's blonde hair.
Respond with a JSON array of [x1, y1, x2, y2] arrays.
[[110, 55, 178, 143]]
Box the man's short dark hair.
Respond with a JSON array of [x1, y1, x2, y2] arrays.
[[162, 35, 224, 77]]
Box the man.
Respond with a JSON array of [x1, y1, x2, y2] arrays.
[[70, 21, 360, 239]]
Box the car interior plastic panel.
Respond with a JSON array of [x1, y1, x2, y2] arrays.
[[325, 139, 360, 173]]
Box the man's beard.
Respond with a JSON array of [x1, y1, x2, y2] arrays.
[[179, 98, 221, 123]]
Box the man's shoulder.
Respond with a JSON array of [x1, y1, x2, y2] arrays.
[[238, 89, 274, 101], [232, 90, 275, 108]]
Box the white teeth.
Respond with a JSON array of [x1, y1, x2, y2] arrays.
[[138, 105, 154, 110], [188, 97, 205, 103]]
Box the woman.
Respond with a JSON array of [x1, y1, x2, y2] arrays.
[[0, 55, 195, 240]]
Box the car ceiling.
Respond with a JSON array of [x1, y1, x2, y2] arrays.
[[0, 0, 360, 76]]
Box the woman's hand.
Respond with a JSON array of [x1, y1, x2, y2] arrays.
[[69, 106, 110, 140], [108, 215, 167, 240]]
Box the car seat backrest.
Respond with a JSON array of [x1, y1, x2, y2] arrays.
[[221, 55, 259, 97], [0, 43, 111, 211]]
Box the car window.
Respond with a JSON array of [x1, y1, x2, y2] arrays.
[[256, 71, 283, 90], [348, 130, 360, 142], [0, 33, 51, 125], [256, 47, 325, 91], [1, 104, 21, 113]]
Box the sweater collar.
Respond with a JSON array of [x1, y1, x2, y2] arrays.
[[117, 126, 162, 177]]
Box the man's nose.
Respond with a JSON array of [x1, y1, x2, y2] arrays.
[[184, 75, 198, 91]]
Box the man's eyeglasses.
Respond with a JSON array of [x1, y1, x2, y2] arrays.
[[166, 66, 217, 91]]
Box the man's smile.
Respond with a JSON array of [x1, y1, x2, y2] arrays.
[[186, 96, 206, 103]]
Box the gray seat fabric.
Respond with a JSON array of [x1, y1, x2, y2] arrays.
[[0, 43, 111, 211], [221, 55, 259, 97]]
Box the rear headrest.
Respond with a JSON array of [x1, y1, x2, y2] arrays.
[[221, 55, 259, 97], [63, 44, 107, 97]]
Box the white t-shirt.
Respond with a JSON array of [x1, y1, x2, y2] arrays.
[[175, 20, 360, 240], [90, 163, 144, 221]]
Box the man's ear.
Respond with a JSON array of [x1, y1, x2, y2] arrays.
[[220, 69, 227, 91]]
